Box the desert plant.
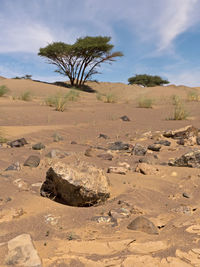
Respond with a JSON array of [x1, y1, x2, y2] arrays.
[[19, 91, 32, 101], [64, 90, 80, 101], [0, 85, 9, 97], [171, 94, 181, 106], [137, 96, 154, 108], [187, 90, 200, 102], [45, 93, 67, 111], [169, 96, 188, 120], [104, 93, 117, 103], [96, 92, 104, 101], [128, 74, 169, 87]]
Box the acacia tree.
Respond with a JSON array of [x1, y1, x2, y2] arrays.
[[38, 36, 123, 87], [128, 74, 169, 87]]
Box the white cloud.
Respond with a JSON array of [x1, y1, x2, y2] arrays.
[[166, 68, 200, 87]]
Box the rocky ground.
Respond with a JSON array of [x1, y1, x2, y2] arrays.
[[1, 78, 200, 266]]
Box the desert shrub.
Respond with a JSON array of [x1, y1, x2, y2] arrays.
[[96, 93, 104, 101], [65, 90, 80, 101], [104, 93, 117, 103], [187, 90, 200, 102], [0, 85, 9, 97], [128, 74, 169, 87], [45, 93, 68, 111], [137, 96, 154, 108], [19, 91, 32, 101], [169, 95, 188, 120]]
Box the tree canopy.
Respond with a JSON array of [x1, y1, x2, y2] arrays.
[[38, 36, 123, 87], [128, 74, 169, 87]]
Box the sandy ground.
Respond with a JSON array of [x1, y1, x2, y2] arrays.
[[0, 78, 200, 266]]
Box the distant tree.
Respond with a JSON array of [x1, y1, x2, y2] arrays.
[[128, 74, 169, 87], [38, 36, 123, 87]]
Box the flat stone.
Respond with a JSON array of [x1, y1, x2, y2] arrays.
[[155, 140, 171, 146], [24, 155, 40, 167], [5, 234, 42, 267], [5, 162, 20, 171], [97, 153, 113, 161], [135, 163, 159, 175], [107, 166, 127, 175], [32, 143, 45, 150], [120, 115, 130, 121], [127, 216, 158, 235], [148, 144, 161, 152], [163, 125, 199, 139], [98, 133, 109, 139], [7, 138, 28, 148], [108, 141, 130, 151], [40, 161, 110, 207]]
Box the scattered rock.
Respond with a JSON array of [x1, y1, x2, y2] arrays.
[[109, 208, 130, 220], [5, 162, 21, 171], [196, 137, 200, 145], [135, 163, 159, 175], [171, 205, 194, 214], [24, 155, 40, 167], [97, 153, 113, 161], [107, 166, 127, 175], [7, 138, 28, 148], [53, 132, 63, 142], [132, 144, 147, 156], [120, 115, 130, 121], [163, 125, 199, 139], [169, 150, 200, 168], [148, 144, 161, 152], [40, 161, 110, 206], [183, 192, 190, 198], [108, 141, 130, 151], [127, 216, 158, 235], [13, 179, 29, 191], [155, 140, 171, 146], [91, 216, 112, 223], [32, 142, 45, 150], [5, 234, 42, 267], [98, 133, 109, 139]]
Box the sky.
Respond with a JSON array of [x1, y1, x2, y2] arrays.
[[0, 0, 200, 86]]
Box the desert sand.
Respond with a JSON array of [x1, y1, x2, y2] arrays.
[[0, 78, 200, 266]]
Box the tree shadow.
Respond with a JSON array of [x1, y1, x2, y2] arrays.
[[53, 81, 96, 93]]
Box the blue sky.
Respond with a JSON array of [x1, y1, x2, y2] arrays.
[[1, 0, 200, 86]]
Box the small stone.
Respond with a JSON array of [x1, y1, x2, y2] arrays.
[[155, 140, 171, 146], [97, 153, 113, 161], [148, 144, 161, 152], [120, 115, 130, 122], [13, 179, 29, 191], [84, 147, 98, 157], [91, 216, 112, 223], [7, 138, 28, 148], [107, 166, 127, 175], [135, 163, 159, 175], [32, 143, 45, 150], [45, 149, 59, 158], [196, 137, 200, 145], [177, 138, 185, 145], [132, 144, 147, 156], [127, 216, 158, 235], [109, 208, 130, 219], [71, 141, 77, 144], [108, 141, 130, 151], [5, 162, 21, 171], [183, 192, 190, 198], [24, 155, 40, 167], [52, 133, 63, 142], [98, 133, 109, 139]]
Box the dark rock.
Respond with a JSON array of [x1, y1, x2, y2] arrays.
[[40, 161, 110, 207], [98, 133, 109, 139], [107, 166, 127, 175], [24, 155, 40, 167], [127, 216, 158, 235], [32, 143, 45, 150], [97, 153, 113, 161], [183, 192, 190, 198], [177, 138, 185, 145], [52, 133, 63, 142], [196, 137, 200, 145], [132, 144, 147, 156], [163, 125, 198, 139], [139, 154, 158, 164], [120, 115, 130, 122], [169, 150, 200, 168], [148, 144, 161, 152], [7, 138, 27, 147], [108, 141, 130, 151], [155, 140, 171, 146], [5, 162, 20, 171], [71, 141, 77, 144]]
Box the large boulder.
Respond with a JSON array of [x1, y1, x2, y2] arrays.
[[163, 125, 199, 139], [40, 161, 110, 207], [169, 150, 200, 168]]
